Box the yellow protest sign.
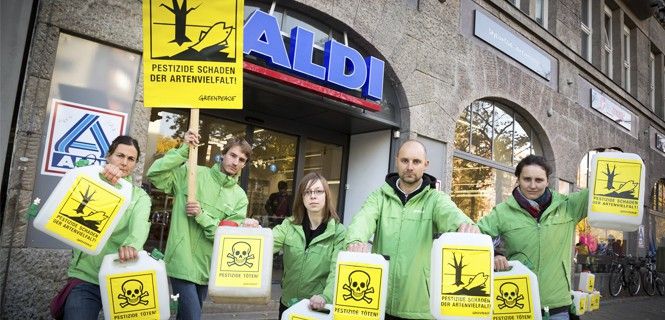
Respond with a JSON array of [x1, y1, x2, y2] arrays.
[[333, 263, 383, 320], [440, 245, 492, 317], [492, 276, 535, 320], [214, 236, 263, 288], [45, 175, 125, 251], [105, 271, 160, 319], [142, 0, 243, 109], [591, 157, 643, 216]]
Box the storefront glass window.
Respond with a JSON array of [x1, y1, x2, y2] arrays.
[[652, 179, 665, 213], [304, 140, 343, 210], [452, 99, 541, 220]]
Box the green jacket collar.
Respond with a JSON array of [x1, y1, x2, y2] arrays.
[[210, 163, 239, 187], [291, 217, 338, 246]]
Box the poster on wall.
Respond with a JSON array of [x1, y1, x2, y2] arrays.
[[41, 99, 128, 176], [142, 0, 244, 109], [656, 132, 665, 153]]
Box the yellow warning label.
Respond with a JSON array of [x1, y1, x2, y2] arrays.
[[106, 271, 160, 319], [333, 263, 383, 320], [590, 294, 599, 310], [585, 277, 595, 293], [215, 236, 263, 288], [290, 315, 316, 320], [142, 0, 244, 109], [439, 245, 492, 317], [578, 296, 587, 314], [45, 175, 125, 251], [591, 158, 642, 217], [492, 275, 534, 320]]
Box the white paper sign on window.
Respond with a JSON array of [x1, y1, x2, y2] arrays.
[[590, 89, 632, 131]]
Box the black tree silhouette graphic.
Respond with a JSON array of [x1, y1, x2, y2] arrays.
[[603, 163, 618, 190], [75, 186, 96, 215], [161, 0, 200, 45], [449, 252, 468, 286]]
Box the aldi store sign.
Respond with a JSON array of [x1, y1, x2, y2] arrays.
[[244, 10, 384, 101]]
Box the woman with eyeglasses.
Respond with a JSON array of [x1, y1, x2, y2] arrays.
[[477, 155, 588, 320], [249, 172, 346, 318]]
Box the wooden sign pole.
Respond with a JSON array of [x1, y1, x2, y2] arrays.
[[187, 108, 199, 203]]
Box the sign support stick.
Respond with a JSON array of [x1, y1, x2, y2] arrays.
[[188, 108, 199, 203]]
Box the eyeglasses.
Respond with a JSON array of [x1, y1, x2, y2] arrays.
[[303, 190, 325, 197]]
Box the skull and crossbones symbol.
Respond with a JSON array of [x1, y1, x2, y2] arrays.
[[117, 280, 149, 308], [496, 282, 524, 309], [227, 241, 254, 268], [343, 270, 374, 304]]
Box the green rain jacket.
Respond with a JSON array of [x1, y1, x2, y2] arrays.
[[345, 173, 473, 319], [147, 145, 248, 284], [67, 180, 152, 284], [274, 217, 346, 306], [477, 189, 588, 310]]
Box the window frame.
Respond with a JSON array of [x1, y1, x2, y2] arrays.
[[622, 25, 631, 92], [535, 0, 548, 28], [580, 0, 592, 61], [602, 6, 613, 76], [650, 52, 656, 110]]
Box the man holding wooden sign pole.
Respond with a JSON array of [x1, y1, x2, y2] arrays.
[[142, 0, 245, 318]]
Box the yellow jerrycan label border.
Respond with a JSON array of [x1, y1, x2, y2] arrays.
[[440, 244, 492, 317], [290, 315, 317, 320], [215, 235, 264, 288], [105, 270, 160, 319], [591, 157, 642, 217], [492, 275, 535, 319], [45, 175, 125, 251], [333, 262, 383, 320]]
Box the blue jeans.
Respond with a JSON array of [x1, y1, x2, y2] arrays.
[[549, 310, 571, 320], [170, 277, 208, 320], [63, 282, 102, 320]]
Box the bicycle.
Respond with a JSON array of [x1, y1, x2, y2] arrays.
[[608, 255, 641, 297], [656, 271, 665, 296], [640, 255, 658, 296]]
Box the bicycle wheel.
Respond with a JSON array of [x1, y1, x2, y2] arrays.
[[628, 268, 641, 296], [643, 271, 656, 296], [656, 275, 665, 296], [609, 266, 624, 297]]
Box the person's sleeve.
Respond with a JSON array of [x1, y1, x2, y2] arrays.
[[272, 221, 287, 254], [433, 191, 473, 233], [264, 194, 273, 214], [121, 189, 152, 250], [477, 207, 501, 238], [567, 189, 589, 223], [195, 193, 248, 239], [345, 191, 381, 246], [322, 224, 346, 303], [146, 144, 189, 194]]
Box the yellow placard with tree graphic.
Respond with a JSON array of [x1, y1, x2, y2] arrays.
[[45, 175, 124, 251], [492, 276, 534, 320], [106, 271, 160, 319], [333, 263, 383, 320], [440, 245, 492, 317], [591, 158, 642, 216], [215, 236, 263, 288], [142, 0, 243, 109]]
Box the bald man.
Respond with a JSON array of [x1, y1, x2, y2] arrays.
[[346, 140, 478, 320]]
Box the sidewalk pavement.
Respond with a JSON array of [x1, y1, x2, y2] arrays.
[[580, 295, 665, 320]]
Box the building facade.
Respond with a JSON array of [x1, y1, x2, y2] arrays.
[[1, 0, 665, 317]]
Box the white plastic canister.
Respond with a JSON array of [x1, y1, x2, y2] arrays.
[[208, 225, 274, 304], [577, 272, 595, 293], [430, 233, 494, 320], [570, 291, 587, 316], [589, 291, 600, 311], [33, 165, 133, 255], [491, 260, 541, 320], [281, 298, 333, 320], [332, 251, 389, 320], [587, 152, 645, 231], [98, 250, 170, 320]]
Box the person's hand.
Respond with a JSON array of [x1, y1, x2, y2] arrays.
[[309, 295, 326, 310], [102, 163, 124, 184], [183, 129, 200, 147], [457, 223, 480, 233], [241, 218, 260, 228], [118, 246, 138, 263], [186, 201, 201, 217], [347, 242, 371, 253], [494, 255, 510, 271]]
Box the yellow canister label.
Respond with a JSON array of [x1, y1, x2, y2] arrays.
[[579, 297, 587, 314], [590, 294, 599, 310], [440, 245, 492, 317], [586, 277, 595, 292], [591, 158, 642, 217], [215, 235, 263, 288], [106, 271, 160, 319], [333, 262, 383, 320], [492, 275, 534, 320], [45, 175, 125, 250]]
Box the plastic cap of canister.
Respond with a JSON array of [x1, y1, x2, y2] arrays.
[[219, 220, 239, 227]]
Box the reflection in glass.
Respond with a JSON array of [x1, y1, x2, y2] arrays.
[[470, 101, 493, 159], [199, 115, 247, 167], [493, 106, 513, 166], [652, 180, 665, 212], [303, 140, 343, 210], [451, 158, 515, 222], [513, 115, 532, 164], [455, 107, 471, 153], [248, 128, 298, 227]]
